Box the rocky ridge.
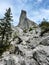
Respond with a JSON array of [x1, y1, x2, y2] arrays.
[[0, 10, 49, 65]]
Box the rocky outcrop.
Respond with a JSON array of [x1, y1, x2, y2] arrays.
[[33, 45, 49, 65], [0, 32, 49, 65], [0, 10, 49, 65], [40, 36, 49, 46], [18, 10, 38, 30]]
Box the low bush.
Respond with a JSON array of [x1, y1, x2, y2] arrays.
[[39, 19, 49, 30], [23, 29, 27, 33], [0, 43, 11, 56], [29, 27, 33, 31], [40, 28, 49, 36]]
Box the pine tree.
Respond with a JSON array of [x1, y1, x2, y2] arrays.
[[0, 8, 13, 55], [4, 8, 13, 44]]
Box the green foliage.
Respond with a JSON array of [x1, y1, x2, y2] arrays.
[[0, 8, 13, 55], [40, 28, 49, 36], [29, 27, 33, 31], [23, 29, 27, 33], [39, 18, 49, 30], [39, 18, 49, 36], [0, 44, 10, 56]]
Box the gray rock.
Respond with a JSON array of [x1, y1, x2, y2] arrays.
[[40, 36, 49, 46], [18, 10, 38, 30], [4, 58, 16, 65], [1, 10, 49, 65], [33, 45, 49, 65], [25, 59, 38, 65]]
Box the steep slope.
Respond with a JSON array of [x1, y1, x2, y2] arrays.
[[1, 10, 49, 65], [18, 10, 38, 30]]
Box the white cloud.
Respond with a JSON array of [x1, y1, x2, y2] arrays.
[[0, 1, 13, 17], [28, 8, 49, 24], [16, 0, 28, 3], [0, 0, 49, 26], [0, 0, 17, 24]]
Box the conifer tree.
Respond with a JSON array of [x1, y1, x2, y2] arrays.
[[4, 8, 13, 44], [0, 8, 13, 45]]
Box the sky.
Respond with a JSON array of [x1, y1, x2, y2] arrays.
[[0, 0, 49, 26]]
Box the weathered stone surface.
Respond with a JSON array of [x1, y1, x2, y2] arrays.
[[18, 10, 38, 30], [33, 45, 49, 65], [40, 36, 49, 46], [0, 10, 49, 65]]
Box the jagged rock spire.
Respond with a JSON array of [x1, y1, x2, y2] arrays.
[[18, 10, 37, 30]]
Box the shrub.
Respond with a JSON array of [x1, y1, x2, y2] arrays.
[[40, 28, 49, 36], [39, 19, 49, 36], [39, 18, 49, 30], [29, 27, 33, 31], [0, 43, 11, 56], [23, 29, 27, 33]]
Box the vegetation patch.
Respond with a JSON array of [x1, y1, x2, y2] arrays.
[[23, 29, 27, 33], [39, 19, 49, 36], [0, 8, 13, 56], [29, 27, 33, 31]]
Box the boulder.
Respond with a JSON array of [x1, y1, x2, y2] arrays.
[[33, 45, 49, 65], [40, 36, 49, 46]]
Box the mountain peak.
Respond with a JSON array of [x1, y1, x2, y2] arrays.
[[18, 10, 38, 30], [21, 10, 26, 15]]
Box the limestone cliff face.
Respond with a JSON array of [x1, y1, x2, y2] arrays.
[[18, 10, 37, 30]]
